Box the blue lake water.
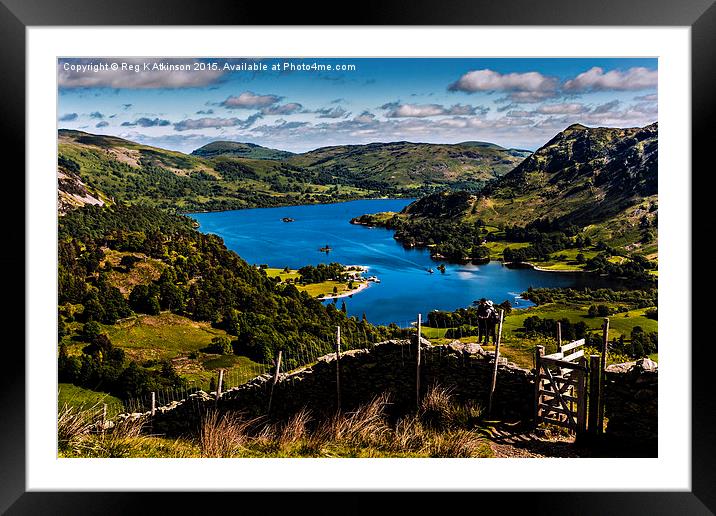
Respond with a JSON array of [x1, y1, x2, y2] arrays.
[[189, 199, 607, 326]]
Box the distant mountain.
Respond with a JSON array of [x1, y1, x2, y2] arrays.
[[191, 141, 295, 161], [286, 141, 530, 189], [484, 122, 657, 226], [58, 130, 532, 214], [57, 130, 347, 213], [354, 123, 658, 258]]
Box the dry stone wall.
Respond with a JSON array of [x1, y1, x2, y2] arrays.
[[603, 358, 658, 445], [137, 339, 658, 445], [150, 338, 534, 436]]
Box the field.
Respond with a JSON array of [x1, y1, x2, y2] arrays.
[[59, 383, 125, 418], [422, 302, 658, 368], [100, 313, 266, 390]]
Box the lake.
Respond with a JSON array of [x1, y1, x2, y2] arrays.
[[189, 199, 611, 326]]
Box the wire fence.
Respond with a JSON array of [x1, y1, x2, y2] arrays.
[[117, 310, 513, 415], [118, 315, 428, 414]]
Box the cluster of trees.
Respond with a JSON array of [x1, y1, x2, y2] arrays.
[[58, 203, 407, 396], [607, 327, 658, 358], [584, 253, 657, 285], [58, 328, 185, 399], [296, 263, 349, 284], [522, 287, 658, 308], [502, 218, 582, 243], [353, 214, 491, 264], [521, 316, 588, 341]]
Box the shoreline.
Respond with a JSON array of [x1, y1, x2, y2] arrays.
[[183, 197, 415, 216], [319, 281, 370, 300], [503, 261, 588, 274]]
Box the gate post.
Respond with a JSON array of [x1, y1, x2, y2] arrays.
[[556, 322, 562, 353], [597, 318, 609, 432], [588, 354, 602, 436], [533, 345, 545, 426], [416, 313, 422, 408], [576, 358, 588, 437], [336, 326, 341, 412]]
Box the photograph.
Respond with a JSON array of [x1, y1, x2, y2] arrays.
[[56, 56, 659, 459]]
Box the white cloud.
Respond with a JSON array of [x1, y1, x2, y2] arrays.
[[173, 114, 262, 131], [383, 103, 487, 118], [563, 66, 658, 92], [353, 111, 378, 124], [58, 58, 224, 89], [315, 106, 351, 119], [220, 92, 282, 109], [261, 103, 304, 115], [449, 69, 559, 98]]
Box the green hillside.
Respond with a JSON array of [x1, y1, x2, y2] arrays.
[[286, 140, 530, 191], [352, 123, 658, 279], [58, 130, 378, 212], [191, 140, 295, 160], [58, 130, 531, 214]]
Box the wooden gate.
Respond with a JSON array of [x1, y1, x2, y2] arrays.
[[534, 338, 588, 434]]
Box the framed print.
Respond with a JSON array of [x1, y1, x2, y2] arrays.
[[2, 0, 713, 513]]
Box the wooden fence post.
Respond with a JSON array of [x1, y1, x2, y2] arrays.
[[576, 357, 588, 437], [597, 318, 609, 432], [101, 403, 107, 433], [557, 321, 562, 353], [534, 345, 545, 426], [150, 391, 156, 417], [488, 309, 505, 415], [267, 350, 282, 413], [215, 369, 224, 401], [416, 313, 422, 407], [588, 354, 601, 436], [336, 326, 341, 411]]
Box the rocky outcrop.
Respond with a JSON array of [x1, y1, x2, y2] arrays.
[[58, 167, 104, 214]]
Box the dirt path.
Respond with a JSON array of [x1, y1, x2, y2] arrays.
[[481, 424, 591, 458]]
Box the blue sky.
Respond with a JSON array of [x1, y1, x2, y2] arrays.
[[58, 58, 657, 153]]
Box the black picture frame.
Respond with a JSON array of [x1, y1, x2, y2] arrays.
[[1, 0, 711, 513]]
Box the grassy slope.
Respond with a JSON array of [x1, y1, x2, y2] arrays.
[[354, 124, 658, 263], [58, 383, 125, 418], [58, 130, 378, 211], [101, 313, 266, 389], [287, 141, 529, 189], [58, 131, 532, 213]]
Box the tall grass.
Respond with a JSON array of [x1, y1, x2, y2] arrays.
[[193, 386, 490, 458], [58, 403, 150, 458], [60, 384, 491, 458]]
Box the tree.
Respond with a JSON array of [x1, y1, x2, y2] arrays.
[[498, 300, 512, 314], [206, 336, 232, 355], [82, 321, 102, 342]]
